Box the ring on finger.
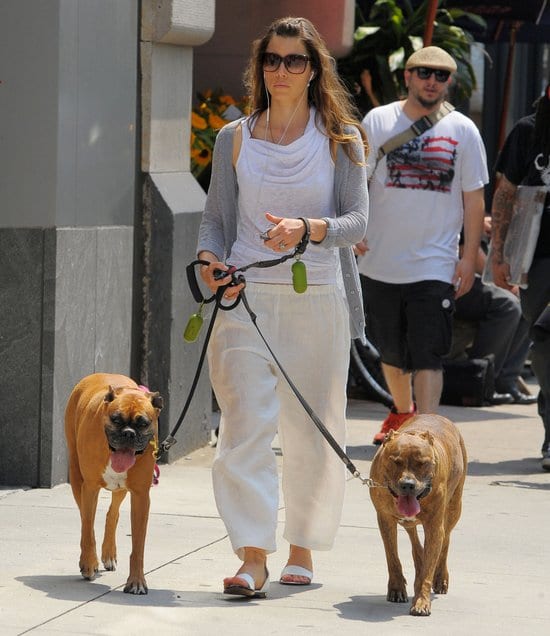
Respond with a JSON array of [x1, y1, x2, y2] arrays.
[[278, 241, 286, 249]]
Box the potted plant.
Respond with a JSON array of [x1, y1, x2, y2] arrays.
[[338, 0, 485, 114]]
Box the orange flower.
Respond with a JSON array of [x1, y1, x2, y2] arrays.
[[208, 113, 228, 130], [192, 112, 207, 130], [192, 145, 212, 167], [190, 90, 248, 183]]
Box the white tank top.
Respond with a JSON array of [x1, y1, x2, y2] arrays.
[[228, 108, 338, 284]]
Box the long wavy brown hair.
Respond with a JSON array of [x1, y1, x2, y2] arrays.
[[243, 16, 368, 164]]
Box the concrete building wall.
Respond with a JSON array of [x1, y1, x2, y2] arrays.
[[0, 0, 138, 229], [0, 0, 138, 487], [0, 2, 60, 227]]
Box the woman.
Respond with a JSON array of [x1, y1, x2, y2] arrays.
[[197, 16, 369, 597]]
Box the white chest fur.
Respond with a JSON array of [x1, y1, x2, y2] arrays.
[[102, 462, 128, 491]]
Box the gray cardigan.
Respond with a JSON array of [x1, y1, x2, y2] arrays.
[[197, 118, 369, 340]]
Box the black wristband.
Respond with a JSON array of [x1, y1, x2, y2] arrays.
[[296, 217, 310, 255], [299, 217, 311, 241]]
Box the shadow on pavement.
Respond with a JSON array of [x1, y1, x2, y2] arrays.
[[343, 444, 378, 461], [488, 479, 550, 491], [16, 574, 324, 608], [334, 594, 421, 623], [467, 456, 544, 476]]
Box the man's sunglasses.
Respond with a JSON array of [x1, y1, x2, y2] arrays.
[[412, 67, 451, 82], [262, 52, 310, 74]]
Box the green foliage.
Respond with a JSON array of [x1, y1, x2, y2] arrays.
[[338, 0, 485, 111]]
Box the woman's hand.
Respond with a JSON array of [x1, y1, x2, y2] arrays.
[[198, 253, 244, 300], [262, 212, 307, 252]]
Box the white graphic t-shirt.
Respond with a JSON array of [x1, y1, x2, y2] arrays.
[[358, 101, 488, 284]]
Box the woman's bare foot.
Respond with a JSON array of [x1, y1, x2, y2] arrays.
[[223, 547, 268, 592], [280, 545, 313, 584]]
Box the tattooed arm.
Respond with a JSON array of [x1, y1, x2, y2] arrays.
[[490, 175, 517, 290]]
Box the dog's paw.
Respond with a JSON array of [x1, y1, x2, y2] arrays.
[[433, 566, 449, 594], [124, 576, 148, 595], [410, 597, 431, 616], [102, 556, 117, 571], [387, 588, 408, 603], [80, 561, 99, 580], [432, 578, 448, 594]]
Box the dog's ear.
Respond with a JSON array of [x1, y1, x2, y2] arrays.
[[150, 392, 164, 410], [104, 386, 116, 403], [419, 431, 435, 446]]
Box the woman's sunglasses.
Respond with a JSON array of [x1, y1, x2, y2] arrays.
[[262, 52, 310, 74], [412, 67, 451, 82]]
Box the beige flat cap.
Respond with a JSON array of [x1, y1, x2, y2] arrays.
[[405, 46, 457, 73]]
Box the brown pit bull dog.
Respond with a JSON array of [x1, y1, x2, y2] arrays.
[[369, 414, 467, 616], [64, 373, 163, 594]]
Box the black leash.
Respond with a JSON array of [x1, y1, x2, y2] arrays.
[[158, 245, 301, 456], [159, 237, 374, 486], [157, 285, 223, 455], [238, 290, 372, 484]]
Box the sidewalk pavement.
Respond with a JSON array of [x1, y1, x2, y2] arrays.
[[1, 395, 549, 636]]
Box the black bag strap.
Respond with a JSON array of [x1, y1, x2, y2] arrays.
[[373, 100, 455, 167]]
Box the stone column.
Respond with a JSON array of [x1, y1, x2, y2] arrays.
[[140, 1, 215, 461], [0, 0, 139, 487]]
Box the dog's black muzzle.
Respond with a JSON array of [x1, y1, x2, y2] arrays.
[[106, 427, 154, 454], [390, 478, 432, 500]]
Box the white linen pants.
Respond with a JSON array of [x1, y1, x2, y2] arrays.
[[207, 282, 350, 560]]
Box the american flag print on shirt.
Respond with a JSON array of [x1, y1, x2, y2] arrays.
[[386, 135, 458, 192]]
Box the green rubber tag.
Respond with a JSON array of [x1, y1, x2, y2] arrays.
[[292, 260, 307, 294], [183, 301, 205, 342]]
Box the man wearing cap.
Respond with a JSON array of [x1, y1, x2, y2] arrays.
[[356, 46, 489, 443]]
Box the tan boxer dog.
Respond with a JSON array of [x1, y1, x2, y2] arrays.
[[64, 373, 163, 594], [369, 414, 467, 616]]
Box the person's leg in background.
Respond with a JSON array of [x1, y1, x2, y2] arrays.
[[363, 277, 416, 444], [454, 278, 531, 403], [520, 258, 550, 470], [406, 280, 455, 414], [413, 369, 443, 413], [495, 313, 535, 403], [380, 363, 413, 413]]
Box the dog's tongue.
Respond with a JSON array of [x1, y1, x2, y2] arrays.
[[397, 494, 421, 518], [110, 449, 136, 473]]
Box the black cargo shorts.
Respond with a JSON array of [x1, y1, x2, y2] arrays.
[[362, 276, 455, 371]]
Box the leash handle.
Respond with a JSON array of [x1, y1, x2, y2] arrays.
[[186, 260, 217, 304]]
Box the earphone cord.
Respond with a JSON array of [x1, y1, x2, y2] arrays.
[[254, 81, 306, 216], [266, 85, 306, 146]]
